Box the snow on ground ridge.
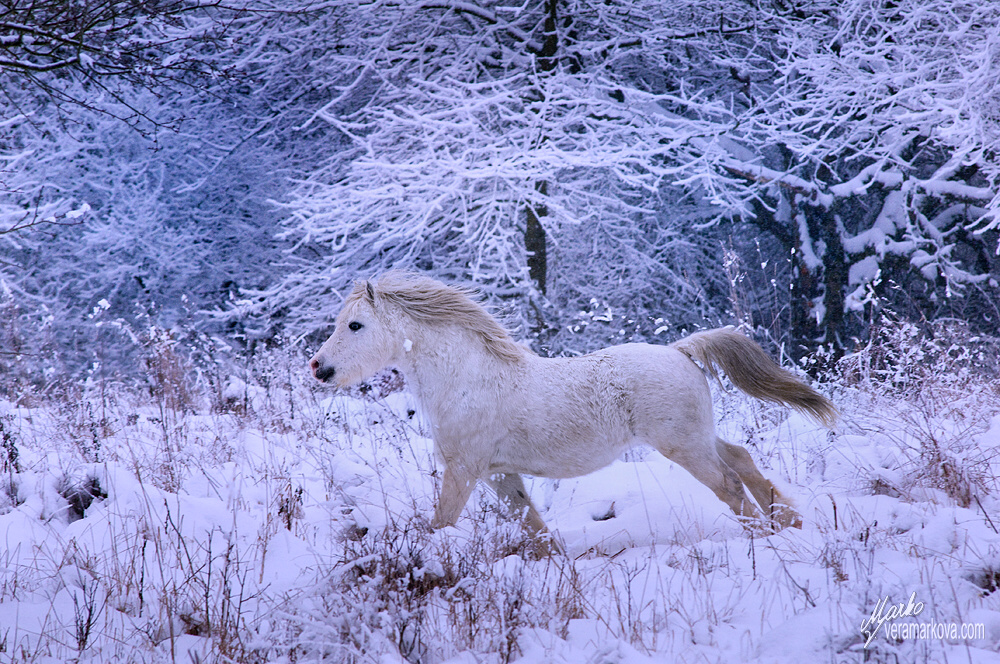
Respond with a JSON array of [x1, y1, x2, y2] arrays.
[[1, 366, 999, 663]]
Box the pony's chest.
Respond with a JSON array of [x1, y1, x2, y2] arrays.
[[422, 385, 506, 442]]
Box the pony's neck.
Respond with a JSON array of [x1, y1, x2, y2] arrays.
[[395, 321, 520, 412]]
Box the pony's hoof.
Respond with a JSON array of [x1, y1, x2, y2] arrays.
[[525, 533, 565, 559], [428, 514, 451, 532], [770, 504, 803, 530]]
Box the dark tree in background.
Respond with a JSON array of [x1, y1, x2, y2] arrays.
[[720, 0, 1000, 362]]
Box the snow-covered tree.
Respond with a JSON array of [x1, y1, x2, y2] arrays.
[[0, 3, 329, 376], [261, 0, 999, 358], [252, 0, 767, 347], [0, 83, 296, 378], [0, 0, 247, 128], [4, 0, 998, 379]]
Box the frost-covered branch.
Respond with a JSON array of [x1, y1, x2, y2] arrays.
[[246, 0, 762, 344]]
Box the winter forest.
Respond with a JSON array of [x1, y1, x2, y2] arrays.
[[2, 1, 1000, 663]]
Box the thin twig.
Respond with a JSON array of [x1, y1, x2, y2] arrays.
[[975, 495, 999, 535]]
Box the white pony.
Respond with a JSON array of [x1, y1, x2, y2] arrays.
[[310, 272, 836, 543]]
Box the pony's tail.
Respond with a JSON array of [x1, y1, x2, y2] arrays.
[[672, 327, 838, 428]]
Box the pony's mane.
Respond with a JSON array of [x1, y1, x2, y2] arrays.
[[350, 272, 527, 363]]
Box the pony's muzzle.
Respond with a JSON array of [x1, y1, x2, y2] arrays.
[[310, 358, 336, 383]]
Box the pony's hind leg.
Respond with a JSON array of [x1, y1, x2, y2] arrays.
[[486, 473, 548, 533], [715, 438, 802, 529], [664, 444, 762, 523], [486, 473, 563, 555]]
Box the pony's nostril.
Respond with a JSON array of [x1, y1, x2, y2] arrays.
[[309, 358, 319, 371], [314, 364, 336, 383]]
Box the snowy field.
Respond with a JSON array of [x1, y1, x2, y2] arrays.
[[2, 339, 1000, 664]]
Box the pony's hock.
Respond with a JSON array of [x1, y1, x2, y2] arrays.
[[310, 272, 837, 545]]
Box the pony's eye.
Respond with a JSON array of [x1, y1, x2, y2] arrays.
[[348, 321, 364, 332]]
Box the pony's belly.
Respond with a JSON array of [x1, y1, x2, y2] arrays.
[[489, 433, 633, 479]]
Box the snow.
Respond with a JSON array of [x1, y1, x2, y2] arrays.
[[794, 210, 824, 271], [1, 371, 999, 663], [841, 191, 908, 256], [65, 202, 91, 220], [848, 256, 880, 287], [844, 257, 883, 311]]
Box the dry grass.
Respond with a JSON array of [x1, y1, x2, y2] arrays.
[[1, 317, 998, 663]]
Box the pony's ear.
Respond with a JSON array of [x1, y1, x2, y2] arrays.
[[365, 280, 376, 304]]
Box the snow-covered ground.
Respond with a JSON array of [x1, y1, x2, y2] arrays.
[[2, 349, 1000, 663]]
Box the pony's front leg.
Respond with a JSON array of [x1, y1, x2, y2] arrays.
[[431, 465, 478, 529]]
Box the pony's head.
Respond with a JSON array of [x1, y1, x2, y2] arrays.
[[309, 280, 403, 388], [310, 272, 525, 387]]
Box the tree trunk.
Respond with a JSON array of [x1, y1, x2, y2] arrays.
[[789, 200, 848, 370], [819, 207, 847, 357], [523, 0, 559, 296], [525, 181, 548, 295], [789, 237, 819, 365]]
